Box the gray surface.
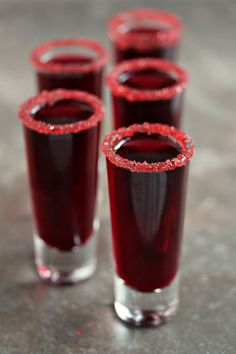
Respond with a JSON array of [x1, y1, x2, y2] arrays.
[[0, 0, 236, 353]]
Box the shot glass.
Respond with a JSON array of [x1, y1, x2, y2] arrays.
[[18, 89, 104, 284], [101, 122, 194, 326], [108, 8, 182, 63], [30, 38, 109, 97], [106, 58, 188, 129]]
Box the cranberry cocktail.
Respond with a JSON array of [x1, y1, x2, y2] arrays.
[[108, 8, 182, 63], [102, 122, 194, 326], [18, 89, 104, 284], [30, 39, 109, 97], [107, 58, 188, 129]]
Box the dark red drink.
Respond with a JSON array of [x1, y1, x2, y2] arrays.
[[18, 90, 104, 252], [102, 123, 194, 292], [30, 39, 109, 98], [108, 8, 182, 63], [107, 58, 188, 129]]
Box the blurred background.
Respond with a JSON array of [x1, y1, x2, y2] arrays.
[[0, 0, 235, 353]]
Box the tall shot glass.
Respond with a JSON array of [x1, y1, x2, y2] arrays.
[[106, 58, 188, 129], [108, 8, 182, 63], [18, 89, 104, 284], [30, 38, 109, 97], [101, 123, 194, 326]]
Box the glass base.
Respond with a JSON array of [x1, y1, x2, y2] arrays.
[[114, 273, 179, 327], [34, 222, 98, 285]]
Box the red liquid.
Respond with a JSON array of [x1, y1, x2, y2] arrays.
[[113, 69, 183, 129], [37, 54, 103, 97], [114, 26, 177, 63], [24, 100, 99, 251], [106, 133, 188, 292]]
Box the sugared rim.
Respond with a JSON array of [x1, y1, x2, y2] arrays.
[[18, 89, 104, 135], [101, 122, 194, 173], [106, 58, 188, 101], [108, 8, 182, 50], [30, 38, 110, 74]]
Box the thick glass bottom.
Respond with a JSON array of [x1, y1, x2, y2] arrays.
[[114, 273, 179, 327], [34, 221, 98, 285]]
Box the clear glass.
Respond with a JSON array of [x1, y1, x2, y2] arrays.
[[30, 39, 109, 98], [34, 220, 99, 284], [102, 123, 193, 326], [108, 9, 182, 63], [106, 59, 188, 129], [19, 90, 103, 285], [114, 273, 179, 326]]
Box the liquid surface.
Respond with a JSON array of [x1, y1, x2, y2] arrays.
[[127, 24, 169, 35], [120, 69, 177, 91], [116, 133, 180, 163], [33, 100, 94, 125], [45, 53, 94, 66]]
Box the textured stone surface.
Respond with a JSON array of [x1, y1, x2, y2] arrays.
[[0, 1, 236, 353]]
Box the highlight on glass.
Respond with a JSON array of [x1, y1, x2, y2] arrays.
[[106, 58, 188, 129], [18, 89, 104, 284], [101, 122, 194, 326], [30, 38, 109, 97], [108, 8, 182, 63]]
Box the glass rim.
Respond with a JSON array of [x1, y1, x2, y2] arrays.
[[18, 89, 104, 135], [106, 58, 188, 102], [101, 122, 194, 173], [30, 38, 110, 74], [108, 8, 182, 50]]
